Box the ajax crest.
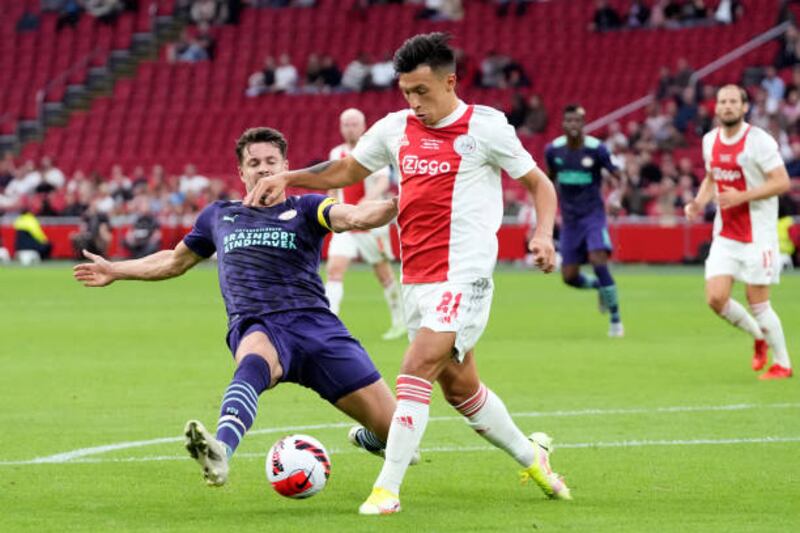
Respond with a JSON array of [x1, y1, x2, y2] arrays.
[[454, 134, 477, 155]]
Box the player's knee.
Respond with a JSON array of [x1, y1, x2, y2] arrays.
[[706, 294, 728, 314]]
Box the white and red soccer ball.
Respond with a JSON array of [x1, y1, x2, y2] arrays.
[[266, 434, 331, 499]]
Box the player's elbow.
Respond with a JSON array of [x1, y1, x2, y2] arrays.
[[777, 175, 791, 195]]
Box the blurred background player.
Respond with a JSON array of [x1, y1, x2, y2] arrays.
[[545, 104, 625, 337], [326, 108, 406, 340], [244, 32, 572, 515], [686, 84, 793, 380], [74, 127, 414, 487]]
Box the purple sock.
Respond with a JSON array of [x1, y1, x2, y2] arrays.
[[593, 264, 621, 323], [216, 354, 271, 458], [565, 273, 599, 289]]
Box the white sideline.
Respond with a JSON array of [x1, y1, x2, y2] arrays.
[[2, 436, 800, 466], [1, 402, 798, 467]]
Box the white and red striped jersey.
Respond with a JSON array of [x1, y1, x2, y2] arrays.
[[702, 123, 784, 244], [328, 143, 389, 204], [352, 100, 536, 283]]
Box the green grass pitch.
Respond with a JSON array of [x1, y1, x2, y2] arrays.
[[1, 264, 798, 532]]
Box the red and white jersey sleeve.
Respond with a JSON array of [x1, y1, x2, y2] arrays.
[[352, 101, 537, 284], [702, 124, 783, 244], [329, 143, 389, 203]]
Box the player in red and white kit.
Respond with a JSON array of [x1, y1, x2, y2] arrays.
[[686, 85, 792, 380], [244, 33, 571, 513], [326, 108, 406, 340]]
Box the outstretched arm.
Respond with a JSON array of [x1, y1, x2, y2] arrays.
[[518, 166, 558, 273], [328, 198, 398, 233], [73, 241, 204, 287], [244, 156, 373, 207]]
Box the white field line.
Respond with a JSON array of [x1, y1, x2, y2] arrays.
[[2, 402, 798, 467], [3, 436, 800, 466]]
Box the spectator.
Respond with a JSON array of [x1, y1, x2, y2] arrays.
[[506, 93, 529, 129], [370, 53, 395, 90], [415, 0, 463, 21], [303, 53, 324, 92], [179, 164, 210, 196], [17, 8, 40, 32], [781, 88, 800, 131], [767, 115, 793, 160], [319, 55, 342, 89], [591, 0, 622, 32], [672, 58, 695, 91], [191, 0, 220, 25], [70, 201, 113, 258], [84, 0, 123, 24], [341, 53, 371, 92], [123, 197, 162, 258], [502, 59, 530, 88], [479, 50, 509, 88], [109, 164, 133, 204], [14, 208, 52, 261], [246, 71, 268, 97], [604, 121, 628, 151], [496, 0, 531, 17], [785, 141, 800, 177], [748, 87, 772, 129], [655, 66, 674, 99], [762, 66, 786, 108], [56, 0, 82, 30], [274, 53, 299, 93], [715, 0, 744, 24], [520, 94, 548, 135], [35, 156, 66, 193], [627, 0, 650, 28], [673, 86, 698, 133], [774, 24, 800, 69], [681, 0, 708, 23]]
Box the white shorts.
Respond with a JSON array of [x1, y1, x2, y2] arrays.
[[328, 225, 394, 264], [705, 236, 780, 285], [402, 278, 494, 362]]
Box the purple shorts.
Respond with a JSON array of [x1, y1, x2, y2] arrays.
[[560, 217, 612, 266], [226, 309, 381, 403]]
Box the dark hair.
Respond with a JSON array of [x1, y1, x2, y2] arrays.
[[563, 104, 586, 117], [235, 127, 288, 164], [393, 32, 456, 74]]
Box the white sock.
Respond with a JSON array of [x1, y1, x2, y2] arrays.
[[454, 383, 534, 468], [383, 280, 404, 327], [325, 280, 343, 315], [750, 301, 791, 368], [720, 299, 764, 340], [374, 375, 432, 495]]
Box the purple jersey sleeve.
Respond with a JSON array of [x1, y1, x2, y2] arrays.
[[183, 202, 219, 258], [597, 144, 618, 174]]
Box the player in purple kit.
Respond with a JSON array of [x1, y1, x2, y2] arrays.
[[545, 104, 625, 337], [73, 127, 412, 486]]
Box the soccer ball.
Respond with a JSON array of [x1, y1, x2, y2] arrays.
[[266, 434, 331, 499]]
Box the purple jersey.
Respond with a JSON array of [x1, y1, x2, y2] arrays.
[[183, 194, 336, 324], [544, 135, 617, 223]]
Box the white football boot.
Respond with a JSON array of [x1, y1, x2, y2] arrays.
[[184, 420, 229, 487]]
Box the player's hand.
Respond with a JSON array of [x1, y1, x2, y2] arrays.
[[528, 234, 556, 273], [717, 186, 747, 209], [72, 250, 115, 287], [684, 199, 702, 221], [243, 172, 289, 207]]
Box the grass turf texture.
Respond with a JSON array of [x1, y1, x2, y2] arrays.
[[1, 264, 798, 532]]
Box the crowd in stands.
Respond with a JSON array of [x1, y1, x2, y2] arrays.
[[243, 46, 531, 95], [591, 0, 745, 32]]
